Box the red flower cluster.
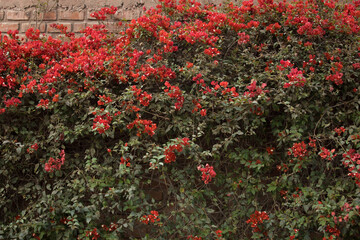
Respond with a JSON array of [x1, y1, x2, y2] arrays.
[[97, 95, 113, 106], [44, 150, 65, 172], [308, 137, 317, 148], [164, 81, 184, 110], [120, 157, 131, 167], [59, 217, 73, 224], [325, 225, 340, 237], [266, 147, 275, 155], [37, 99, 50, 109], [342, 149, 360, 187], [238, 32, 250, 44], [277, 59, 294, 71], [93, 113, 113, 134], [284, 68, 306, 88], [246, 210, 269, 232], [141, 210, 160, 224], [131, 85, 152, 106], [326, 71, 343, 85], [266, 22, 281, 33], [3, 97, 21, 108], [211, 80, 239, 97], [334, 126, 346, 135], [204, 47, 220, 57], [187, 236, 202, 240], [288, 141, 307, 160], [197, 164, 216, 184], [27, 143, 39, 153], [101, 222, 119, 232], [164, 138, 190, 163], [244, 79, 268, 98], [127, 114, 157, 137], [85, 228, 100, 240], [319, 147, 336, 161], [215, 229, 223, 239], [90, 6, 118, 20], [297, 22, 325, 36]]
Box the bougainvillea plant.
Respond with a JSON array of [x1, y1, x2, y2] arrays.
[[1, 0, 360, 239]]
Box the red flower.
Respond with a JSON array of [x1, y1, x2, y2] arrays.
[[93, 113, 113, 134], [27, 143, 39, 153], [186, 62, 194, 68], [319, 147, 336, 160], [37, 99, 49, 109], [288, 141, 307, 160], [52, 94, 59, 102], [85, 228, 100, 240], [164, 138, 190, 163], [198, 164, 216, 184], [284, 68, 306, 88], [141, 210, 160, 224], [246, 210, 269, 232], [238, 32, 250, 44], [308, 137, 317, 148], [44, 150, 65, 172], [244, 79, 268, 98], [334, 127, 346, 135], [204, 47, 220, 57], [4, 97, 21, 107], [266, 147, 275, 155]]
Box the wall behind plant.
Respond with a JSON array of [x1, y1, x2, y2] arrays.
[[0, 0, 222, 39]]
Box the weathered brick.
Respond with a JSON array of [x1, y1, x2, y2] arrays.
[[37, 11, 57, 21], [0, 11, 4, 21], [112, 10, 124, 21], [0, 23, 19, 32], [73, 23, 86, 32], [122, 8, 142, 20], [6, 10, 31, 20], [46, 23, 72, 32], [20, 23, 46, 33], [105, 22, 122, 32], [59, 11, 85, 20]]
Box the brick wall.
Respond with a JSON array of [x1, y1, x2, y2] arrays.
[[0, 0, 222, 40]]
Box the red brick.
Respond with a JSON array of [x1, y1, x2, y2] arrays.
[[112, 10, 124, 21], [122, 8, 142, 20], [0, 23, 19, 32], [37, 11, 57, 21], [0, 11, 4, 21], [73, 23, 86, 32], [47, 23, 72, 33], [103, 22, 122, 32], [59, 11, 85, 21], [20, 23, 46, 33], [6, 10, 30, 20]]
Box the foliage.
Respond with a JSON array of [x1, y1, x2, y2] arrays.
[[1, 0, 360, 239]]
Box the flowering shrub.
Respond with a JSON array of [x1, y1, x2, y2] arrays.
[[1, 0, 360, 239]]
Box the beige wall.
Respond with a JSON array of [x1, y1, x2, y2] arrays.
[[0, 0, 222, 39]]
